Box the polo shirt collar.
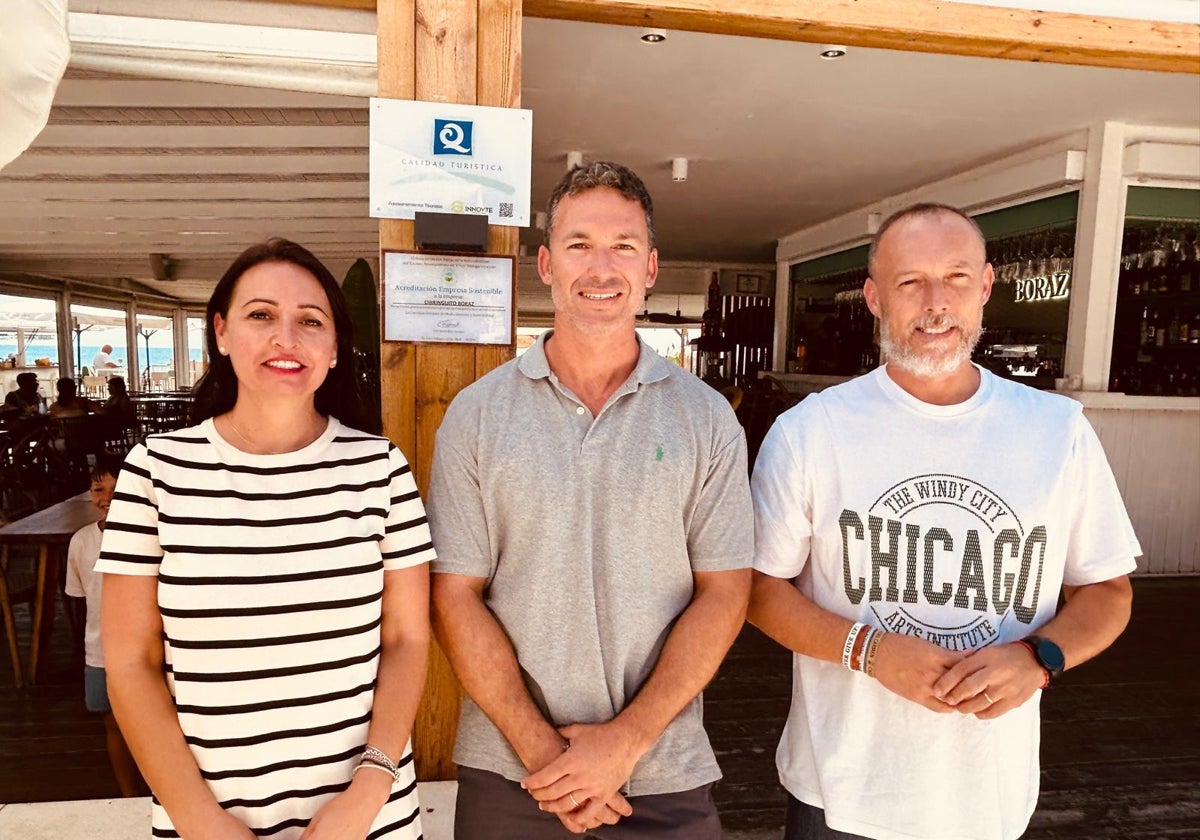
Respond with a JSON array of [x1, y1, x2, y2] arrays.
[[518, 330, 673, 387]]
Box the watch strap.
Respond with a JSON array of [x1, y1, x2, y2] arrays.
[[1018, 638, 1053, 688]]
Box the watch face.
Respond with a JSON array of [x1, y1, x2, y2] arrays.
[[1034, 637, 1065, 674]]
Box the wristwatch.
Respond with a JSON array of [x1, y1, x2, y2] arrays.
[[1019, 635, 1065, 685]]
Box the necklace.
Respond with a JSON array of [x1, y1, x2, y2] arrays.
[[224, 415, 322, 455]]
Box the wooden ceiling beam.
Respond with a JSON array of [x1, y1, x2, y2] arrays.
[[268, 0, 1200, 74], [523, 0, 1200, 73]]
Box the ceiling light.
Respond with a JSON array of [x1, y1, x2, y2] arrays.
[[566, 150, 583, 169], [672, 157, 688, 182], [640, 28, 667, 44], [819, 44, 847, 59]]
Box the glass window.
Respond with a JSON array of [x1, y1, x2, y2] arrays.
[[0, 291, 60, 398], [135, 312, 175, 392], [185, 314, 208, 387], [71, 302, 128, 382], [973, 225, 1074, 389], [1109, 187, 1200, 396]]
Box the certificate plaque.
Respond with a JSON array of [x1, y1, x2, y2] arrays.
[[382, 250, 514, 346]]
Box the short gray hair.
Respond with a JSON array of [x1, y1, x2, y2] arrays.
[[868, 203, 986, 276], [543, 160, 656, 249]]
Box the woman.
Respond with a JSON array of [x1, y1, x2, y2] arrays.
[[49, 376, 99, 417], [100, 375, 135, 428], [98, 239, 433, 839]]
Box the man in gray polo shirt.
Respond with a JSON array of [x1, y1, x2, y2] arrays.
[[428, 161, 753, 839]]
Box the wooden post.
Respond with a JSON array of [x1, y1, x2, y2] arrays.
[[376, 0, 520, 780]]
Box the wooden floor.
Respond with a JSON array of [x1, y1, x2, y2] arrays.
[[2, 578, 1198, 839], [705, 576, 1200, 838]]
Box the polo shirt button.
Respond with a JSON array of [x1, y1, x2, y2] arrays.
[[576, 406, 585, 415]]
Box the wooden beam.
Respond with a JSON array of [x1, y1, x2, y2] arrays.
[[268, 0, 1199, 74], [522, 0, 1200, 74], [377, 0, 520, 783]]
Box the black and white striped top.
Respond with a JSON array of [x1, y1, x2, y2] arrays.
[[97, 417, 434, 839]]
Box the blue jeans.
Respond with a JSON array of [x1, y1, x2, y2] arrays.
[[83, 665, 111, 714]]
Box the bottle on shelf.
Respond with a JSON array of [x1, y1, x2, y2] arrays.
[[1191, 313, 1200, 345], [1139, 306, 1151, 347], [1168, 313, 1181, 345], [794, 334, 807, 373]]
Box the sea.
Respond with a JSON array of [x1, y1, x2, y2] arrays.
[[0, 344, 202, 369]]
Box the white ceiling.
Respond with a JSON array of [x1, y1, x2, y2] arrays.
[[0, 8, 1198, 306]]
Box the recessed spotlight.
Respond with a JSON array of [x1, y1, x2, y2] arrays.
[[641, 28, 667, 44], [819, 44, 847, 59]]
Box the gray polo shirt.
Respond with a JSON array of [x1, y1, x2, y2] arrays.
[[428, 331, 753, 796]]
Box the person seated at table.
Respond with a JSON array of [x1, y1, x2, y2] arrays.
[[4, 372, 42, 415], [65, 458, 148, 797], [99, 376, 135, 428], [49, 377, 98, 418], [98, 238, 433, 839], [92, 344, 121, 369]]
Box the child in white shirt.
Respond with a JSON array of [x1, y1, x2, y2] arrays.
[[66, 460, 146, 797]]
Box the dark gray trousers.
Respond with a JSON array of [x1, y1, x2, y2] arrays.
[[784, 794, 871, 840], [453, 766, 722, 840]]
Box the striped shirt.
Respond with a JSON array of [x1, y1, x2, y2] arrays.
[[96, 417, 434, 839]]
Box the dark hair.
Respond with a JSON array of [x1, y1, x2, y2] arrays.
[[190, 238, 371, 432], [107, 376, 127, 397], [56, 377, 76, 400], [544, 161, 656, 249], [867, 202, 987, 276], [16, 372, 36, 388], [91, 456, 123, 482]]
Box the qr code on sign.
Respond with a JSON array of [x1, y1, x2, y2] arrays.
[[499, 203, 513, 218]]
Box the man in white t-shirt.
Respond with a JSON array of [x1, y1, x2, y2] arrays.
[[92, 344, 119, 369], [748, 203, 1138, 840], [66, 461, 146, 796]]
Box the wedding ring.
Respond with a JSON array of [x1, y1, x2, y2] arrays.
[[983, 691, 995, 705], [568, 793, 580, 808]]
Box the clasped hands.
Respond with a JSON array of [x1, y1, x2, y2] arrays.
[[873, 633, 1047, 720], [520, 721, 644, 834]]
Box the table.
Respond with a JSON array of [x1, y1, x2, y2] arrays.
[[0, 492, 100, 685]]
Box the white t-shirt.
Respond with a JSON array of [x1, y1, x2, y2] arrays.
[[92, 350, 113, 369], [752, 366, 1140, 840], [65, 521, 104, 668]]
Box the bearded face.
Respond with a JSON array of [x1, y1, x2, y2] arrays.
[[878, 306, 984, 379]]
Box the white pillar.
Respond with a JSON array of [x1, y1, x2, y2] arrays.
[[772, 260, 790, 372], [1065, 121, 1128, 391]]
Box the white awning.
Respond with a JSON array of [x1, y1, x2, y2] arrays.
[[0, 0, 70, 171]]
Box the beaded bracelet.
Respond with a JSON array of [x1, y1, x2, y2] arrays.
[[361, 745, 401, 782]]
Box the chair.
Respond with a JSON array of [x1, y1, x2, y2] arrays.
[[150, 372, 172, 392], [82, 375, 106, 397], [102, 419, 143, 459], [0, 544, 37, 687]]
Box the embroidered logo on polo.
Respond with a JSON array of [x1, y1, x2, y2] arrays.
[[839, 473, 1046, 652]]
